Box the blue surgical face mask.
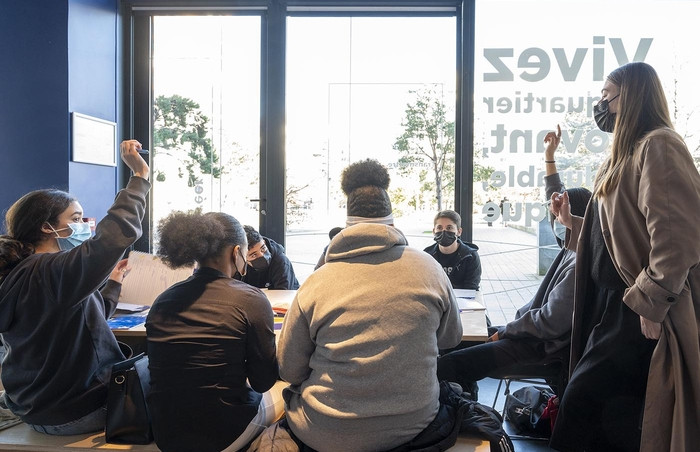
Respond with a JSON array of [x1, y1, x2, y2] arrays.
[[50, 222, 92, 251], [553, 220, 567, 241]]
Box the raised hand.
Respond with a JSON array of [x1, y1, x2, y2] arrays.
[[550, 191, 572, 228], [544, 124, 561, 161], [120, 140, 149, 180]]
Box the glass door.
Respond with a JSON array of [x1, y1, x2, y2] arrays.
[[285, 15, 457, 282], [150, 15, 262, 244]]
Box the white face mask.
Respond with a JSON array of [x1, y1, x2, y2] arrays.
[[49, 222, 92, 251], [236, 248, 247, 277], [553, 221, 567, 241]]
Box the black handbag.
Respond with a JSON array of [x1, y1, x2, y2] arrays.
[[503, 385, 554, 436], [105, 353, 153, 444]]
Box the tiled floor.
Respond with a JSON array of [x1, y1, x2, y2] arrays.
[[472, 224, 545, 325]]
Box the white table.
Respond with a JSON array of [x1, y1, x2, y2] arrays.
[[112, 289, 488, 342], [262, 289, 489, 342]]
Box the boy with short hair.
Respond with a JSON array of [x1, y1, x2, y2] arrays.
[[424, 210, 481, 290]]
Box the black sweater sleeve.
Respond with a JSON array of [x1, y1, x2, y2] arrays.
[[245, 293, 279, 392], [50, 177, 150, 307], [100, 280, 122, 319]]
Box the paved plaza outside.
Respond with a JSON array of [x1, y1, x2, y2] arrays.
[[287, 223, 547, 326]]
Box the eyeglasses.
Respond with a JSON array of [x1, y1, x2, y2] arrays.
[[247, 243, 268, 261], [595, 93, 619, 113]]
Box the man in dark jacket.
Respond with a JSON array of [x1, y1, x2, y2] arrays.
[[424, 210, 481, 290], [238, 225, 299, 290]]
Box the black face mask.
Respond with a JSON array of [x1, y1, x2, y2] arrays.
[[434, 230, 457, 247], [249, 252, 271, 271], [594, 94, 619, 133]]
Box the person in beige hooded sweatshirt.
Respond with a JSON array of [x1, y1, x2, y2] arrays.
[[550, 62, 700, 452], [277, 159, 463, 452]]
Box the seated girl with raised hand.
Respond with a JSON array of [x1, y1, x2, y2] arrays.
[[0, 140, 149, 435], [145, 210, 285, 452]]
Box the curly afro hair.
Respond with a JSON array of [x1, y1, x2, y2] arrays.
[[157, 209, 245, 269], [340, 159, 390, 195], [340, 159, 392, 218]]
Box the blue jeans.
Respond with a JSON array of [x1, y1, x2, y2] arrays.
[[28, 405, 106, 436]]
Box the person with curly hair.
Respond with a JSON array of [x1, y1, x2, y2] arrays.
[[145, 210, 284, 452], [277, 159, 463, 452], [0, 140, 149, 435]]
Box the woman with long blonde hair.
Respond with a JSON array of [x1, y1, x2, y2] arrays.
[[550, 62, 700, 451]]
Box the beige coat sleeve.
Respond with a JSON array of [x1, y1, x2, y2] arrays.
[[623, 134, 700, 322]]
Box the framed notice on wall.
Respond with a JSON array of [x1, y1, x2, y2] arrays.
[[71, 112, 117, 167]]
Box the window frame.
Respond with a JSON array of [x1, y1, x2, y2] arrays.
[[121, 0, 476, 250]]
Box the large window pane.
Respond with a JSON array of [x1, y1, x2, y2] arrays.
[[286, 16, 457, 282], [474, 0, 700, 323], [151, 16, 261, 245]]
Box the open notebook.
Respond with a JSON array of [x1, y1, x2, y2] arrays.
[[108, 251, 194, 329]]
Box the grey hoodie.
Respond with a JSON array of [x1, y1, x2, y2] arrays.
[[278, 223, 462, 452]]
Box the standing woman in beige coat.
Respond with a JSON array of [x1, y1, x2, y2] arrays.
[[550, 62, 700, 452]]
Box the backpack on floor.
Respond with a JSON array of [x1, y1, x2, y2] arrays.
[[503, 385, 554, 436]]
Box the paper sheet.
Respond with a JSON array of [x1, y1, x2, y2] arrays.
[[457, 299, 486, 311], [452, 289, 484, 311], [119, 251, 195, 306], [116, 302, 149, 312], [453, 289, 477, 299]]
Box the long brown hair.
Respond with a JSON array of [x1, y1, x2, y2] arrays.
[[594, 62, 674, 197], [0, 189, 76, 279]]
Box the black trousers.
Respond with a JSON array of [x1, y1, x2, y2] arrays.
[[549, 290, 656, 452], [437, 337, 550, 400]]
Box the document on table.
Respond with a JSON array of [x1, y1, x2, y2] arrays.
[[117, 250, 195, 309], [108, 313, 149, 330], [453, 289, 485, 311], [115, 302, 149, 313]]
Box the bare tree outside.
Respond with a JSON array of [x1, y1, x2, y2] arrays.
[[394, 87, 494, 211], [393, 87, 453, 211]]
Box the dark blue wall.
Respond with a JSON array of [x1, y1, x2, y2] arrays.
[[68, 0, 119, 222], [0, 1, 70, 229], [0, 0, 118, 233]]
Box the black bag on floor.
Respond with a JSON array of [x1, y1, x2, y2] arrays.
[[503, 385, 554, 436], [105, 353, 153, 444], [442, 382, 515, 452]]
